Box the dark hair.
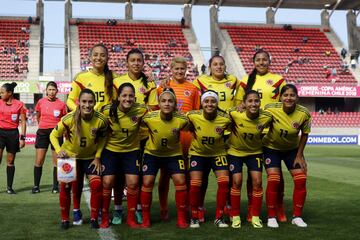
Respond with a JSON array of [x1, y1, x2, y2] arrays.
[[91, 43, 114, 100], [208, 55, 228, 80], [1, 82, 17, 94], [126, 48, 148, 88], [74, 88, 96, 137], [243, 90, 261, 102], [280, 84, 298, 97], [245, 49, 271, 92], [46, 81, 57, 90], [110, 82, 135, 123]]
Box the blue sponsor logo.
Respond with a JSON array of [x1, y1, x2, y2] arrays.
[[307, 135, 358, 145]]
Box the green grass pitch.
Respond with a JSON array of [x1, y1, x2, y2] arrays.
[[0, 145, 359, 240]]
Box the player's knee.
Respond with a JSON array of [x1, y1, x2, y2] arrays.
[[102, 178, 113, 189], [232, 178, 242, 190], [252, 178, 262, 189]]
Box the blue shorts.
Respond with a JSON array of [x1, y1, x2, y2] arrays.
[[263, 147, 301, 170], [76, 159, 100, 176], [142, 154, 186, 176], [101, 149, 140, 175], [189, 155, 228, 172], [228, 154, 263, 174]]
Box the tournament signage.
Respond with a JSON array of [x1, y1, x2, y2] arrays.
[[0, 81, 72, 94], [296, 85, 360, 97], [307, 135, 359, 145]]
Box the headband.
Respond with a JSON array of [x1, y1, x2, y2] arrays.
[[159, 89, 176, 101], [201, 91, 219, 103]]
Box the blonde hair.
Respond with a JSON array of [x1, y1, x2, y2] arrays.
[[170, 57, 187, 69]]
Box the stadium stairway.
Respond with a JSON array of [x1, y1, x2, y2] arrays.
[[182, 28, 205, 71], [27, 23, 41, 80]]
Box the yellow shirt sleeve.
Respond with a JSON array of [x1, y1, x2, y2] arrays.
[[50, 121, 65, 154]]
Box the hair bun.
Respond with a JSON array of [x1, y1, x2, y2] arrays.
[[11, 82, 17, 88]]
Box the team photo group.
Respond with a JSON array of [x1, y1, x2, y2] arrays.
[[0, 44, 310, 231]]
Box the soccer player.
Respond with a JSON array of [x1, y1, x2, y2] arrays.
[[113, 48, 158, 224], [32, 81, 67, 194], [140, 88, 188, 229], [156, 57, 200, 221], [228, 90, 272, 229], [192, 55, 239, 221], [66, 43, 117, 224], [67, 43, 117, 111], [262, 84, 310, 228], [100, 83, 148, 229], [50, 88, 108, 230], [0, 82, 26, 194], [187, 91, 231, 228], [235, 49, 287, 222]]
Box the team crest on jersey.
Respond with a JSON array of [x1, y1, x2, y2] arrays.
[[90, 128, 98, 137], [11, 114, 18, 122], [266, 79, 274, 85], [131, 116, 139, 123], [172, 128, 180, 137], [215, 126, 223, 135], [142, 164, 148, 172], [139, 87, 146, 94], [53, 110, 61, 118], [256, 123, 264, 131], [225, 82, 232, 88], [265, 158, 271, 165], [292, 121, 300, 129], [184, 90, 191, 97], [191, 161, 197, 167], [229, 164, 235, 171]]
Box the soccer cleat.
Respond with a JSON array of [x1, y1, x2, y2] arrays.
[[160, 209, 169, 222], [231, 216, 241, 229], [251, 216, 263, 228], [135, 210, 143, 224], [276, 204, 287, 222], [73, 210, 83, 225], [291, 217, 307, 228], [214, 218, 229, 228], [127, 219, 141, 229], [52, 186, 59, 194], [90, 219, 99, 229], [198, 208, 206, 223], [190, 219, 200, 228], [60, 220, 70, 230], [111, 210, 123, 225], [6, 187, 16, 194], [177, 219, 189, 229], [31, 186, 40, 194], [100, 212, 110, 229], [267, 218, 279, 228]]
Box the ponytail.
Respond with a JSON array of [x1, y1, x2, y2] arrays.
[[73, 106, 82, 139], [104, 63, 114, 100], [2, 81, 17, 95]]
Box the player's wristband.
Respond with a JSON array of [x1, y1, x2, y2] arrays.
[[20, 135, 26, 140]]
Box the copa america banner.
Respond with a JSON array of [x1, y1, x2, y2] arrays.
[[307, 135, 359, 145], [296, 85, 360, 98], [57, 158, 77, 183]]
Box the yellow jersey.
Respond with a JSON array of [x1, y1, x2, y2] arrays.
[[114, 73, 158, 107], [67, 70, 119, 111], [235, 72, 286, 107], [142, 111, 188, 157], [193, 74, 239, 111], [263, 103, 311, 151], [228, 108, 272, 157], [187, 110, 231, 157], [50, 111, 108, 160], [101, 103, 148, 153]]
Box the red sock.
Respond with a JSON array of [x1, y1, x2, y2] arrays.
[[127, 187, 139, 222], [140, 185, 153, 225], [189, 179, 202, 219], [102, 186, 112, 215], [175, 184, 188, 221], [216, 176, 229, 219], [292, 172, 307, 217], [266, 174, 280, 218], [277, 172, 285, 211], [158, 168, 170, 212], [230, 187, 241, 217], [59, 182, 71, 221], [251, 187, 263, 217], [72, 179, 83, 210], [89, 177, 102, 220]]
